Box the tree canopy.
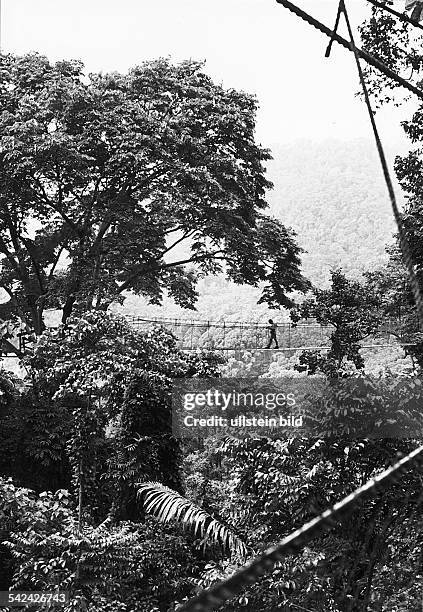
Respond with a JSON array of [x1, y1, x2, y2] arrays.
[[291, 270, 382, 375], [0, 53, 308, 333], [1, 14, 423, 610], [358, 3, 423, 370]]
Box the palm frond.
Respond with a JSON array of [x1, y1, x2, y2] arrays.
[[137, 481, 247, 558]]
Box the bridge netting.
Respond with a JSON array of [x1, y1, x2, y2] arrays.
[[0, 314, 408, 357], [125, 315, 404, 352]]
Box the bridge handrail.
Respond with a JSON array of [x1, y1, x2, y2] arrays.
[[126, 315, 334, 330]]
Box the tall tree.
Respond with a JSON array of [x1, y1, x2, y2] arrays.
[[365, 245, 423, 369], [291, 270, 382, 375], [21, 311, 223, 518], [0, 53, 308, 333], [358, 3, 423, 368]]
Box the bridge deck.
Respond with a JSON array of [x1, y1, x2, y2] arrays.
[[0, 314, 410, 358]]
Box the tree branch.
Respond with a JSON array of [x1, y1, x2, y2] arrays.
[[20, 236, 46, 294], [158, 230, 195, 259], [30, 174, 84, 237], [0, 236, 22, 279], [117, 250, 227, 294]]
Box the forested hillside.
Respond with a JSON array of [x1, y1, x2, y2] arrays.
[[119, 139, 401, 320], [116, 278, 288, 323], [266, 138, 399, 286]]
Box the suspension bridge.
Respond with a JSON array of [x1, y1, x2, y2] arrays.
[[125, 315, 408, 353], [0, 314, 411, 359]]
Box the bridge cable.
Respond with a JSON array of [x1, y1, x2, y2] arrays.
[[176, 3, 423, 610], [327, 0, 423, 328], [275, 0, 423, 326], [177, 444, 423, 612], [275, 0, 423, 99]]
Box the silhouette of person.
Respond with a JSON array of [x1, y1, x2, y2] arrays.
[[266, 319, 279, 349]]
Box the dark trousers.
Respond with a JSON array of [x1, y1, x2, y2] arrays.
[[266, 331, 279, 349]]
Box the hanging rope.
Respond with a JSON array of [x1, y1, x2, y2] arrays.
[[175, 3, 423, 611], [177, 444, 423, 612], [275, 0, 423, 99], [276, 0, 423, 327], [327, 0, 423, 328]]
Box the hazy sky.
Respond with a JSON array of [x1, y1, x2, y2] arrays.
[[1, 0, 416, 150]]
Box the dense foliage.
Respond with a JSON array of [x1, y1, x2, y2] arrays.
[[360, 0, 423, 105], [291, 270, 383, 376], [0, 479, 199, 612], [0, 307, 421, 611], [0, 311, 227, 610], [0, 53, 308, 333], [357, 1, 423, 370], [1, 16, 423, 610]]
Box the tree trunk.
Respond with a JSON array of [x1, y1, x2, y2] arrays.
[[62, 294, 77, 325], [26, 293, 47, 335]]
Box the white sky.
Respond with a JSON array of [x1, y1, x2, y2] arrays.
[[1, 0, 416, 149]]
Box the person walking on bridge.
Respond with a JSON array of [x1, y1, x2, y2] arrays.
[[266, 319, 279, 349]]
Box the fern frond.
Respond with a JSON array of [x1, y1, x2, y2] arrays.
[[137, 481, 247, 558]]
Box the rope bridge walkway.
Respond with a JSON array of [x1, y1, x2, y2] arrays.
[[0, 315, 413, 358], [125, 315, 411, 353], [0, 314, 412, 358]]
